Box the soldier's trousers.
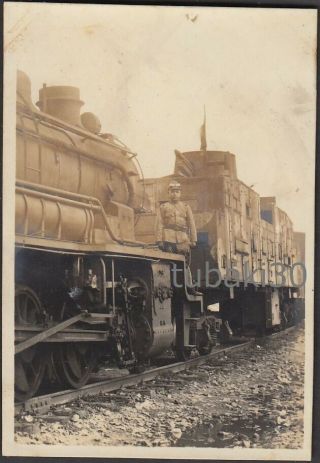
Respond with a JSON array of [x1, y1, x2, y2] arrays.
[[161, 241, 191, 266]]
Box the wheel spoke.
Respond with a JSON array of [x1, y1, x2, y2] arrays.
[[28, 359, 38, 377], [22, 295, 29, 323], [20, 348, 35, 363], [15, 360, 30, 392], [15, 295, 23, 324], [56, 343, 96, 389], [67, 347, 83, 378]]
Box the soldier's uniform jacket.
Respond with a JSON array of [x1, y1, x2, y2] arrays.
[[156, 201, 197, 249]]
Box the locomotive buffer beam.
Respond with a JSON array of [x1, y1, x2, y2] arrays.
[[15, 312, 113, 354]]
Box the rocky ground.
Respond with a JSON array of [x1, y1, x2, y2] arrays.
[[15, 326, 304, 448]]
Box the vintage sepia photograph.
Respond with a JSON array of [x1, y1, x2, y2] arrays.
[[3, 3, 316, 460]]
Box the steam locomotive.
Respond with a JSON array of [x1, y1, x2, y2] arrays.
[[14, 71, 305, 401]]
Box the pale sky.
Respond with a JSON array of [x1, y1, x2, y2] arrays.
[[4, 3, 317, 232]]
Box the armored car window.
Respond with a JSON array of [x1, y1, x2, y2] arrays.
[[260, 209, 273, 224]]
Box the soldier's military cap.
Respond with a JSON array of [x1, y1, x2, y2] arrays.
[[168, 181, 181, 191]]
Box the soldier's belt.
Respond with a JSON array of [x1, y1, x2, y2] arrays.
[[164, 225, 188, 232]]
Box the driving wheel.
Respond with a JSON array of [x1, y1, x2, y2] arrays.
[[15, 285, 46, 401]]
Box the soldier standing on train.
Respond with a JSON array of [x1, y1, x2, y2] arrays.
[[156, 181, 197, 263]]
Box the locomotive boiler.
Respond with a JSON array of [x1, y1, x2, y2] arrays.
[[14, 71, 211, 401]]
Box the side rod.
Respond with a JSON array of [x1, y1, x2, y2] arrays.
[[15, 313, 85, 354]]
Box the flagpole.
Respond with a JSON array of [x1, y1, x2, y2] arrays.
[[200, 105, 207, 151]]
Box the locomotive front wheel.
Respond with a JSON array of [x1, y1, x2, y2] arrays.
[[54, 343, 97, 389], [15, 286, 46, 401]]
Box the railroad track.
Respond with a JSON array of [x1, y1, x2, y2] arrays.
[[15, 326, 297, 417]]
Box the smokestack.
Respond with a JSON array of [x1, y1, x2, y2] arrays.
[[36, 84, 84, 126]]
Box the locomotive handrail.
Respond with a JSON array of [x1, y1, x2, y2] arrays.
[[17, 103, 138, 157], [17, 179, 112, 206], [16, 181, 145, 247], [184, 289, 203, 312], [15, 244, 87, 255], [16, 124, 137, 207]]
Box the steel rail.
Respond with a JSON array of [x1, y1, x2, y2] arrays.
[[14, 326, 298, 417], [268, 325, 296, 338], [15, 340, 254, 416]]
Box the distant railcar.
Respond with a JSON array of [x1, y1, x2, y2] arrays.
[[135, 148, 305, 334]]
